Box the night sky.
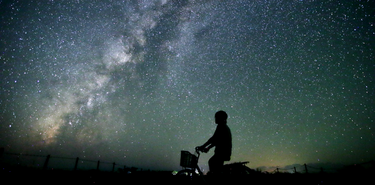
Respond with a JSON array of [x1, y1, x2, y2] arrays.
[[1, 0, 374, 172]]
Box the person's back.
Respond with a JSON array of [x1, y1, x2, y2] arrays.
[[213, 123, 232, 161]]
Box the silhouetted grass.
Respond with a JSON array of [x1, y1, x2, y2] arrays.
[[1, 163, 373, 185]]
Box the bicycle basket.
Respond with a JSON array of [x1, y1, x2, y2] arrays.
[[180, 150, 197, 168]]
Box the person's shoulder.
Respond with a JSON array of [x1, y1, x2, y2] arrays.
[[218, 123, 230, 129], [223, 124, 231, 130]]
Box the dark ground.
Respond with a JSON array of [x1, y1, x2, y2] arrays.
[[1, 165, 373, 185]]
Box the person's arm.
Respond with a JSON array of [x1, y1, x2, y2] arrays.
[[201, 137, 214, 149], [199, 126, 220, 152]]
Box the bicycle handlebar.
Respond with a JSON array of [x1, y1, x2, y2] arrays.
[[195, 146, 201, 155]]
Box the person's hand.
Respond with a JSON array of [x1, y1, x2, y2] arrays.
[[201, 147, 209, 153], [197, 146, 209, 153], [196, 146, 205, 152]]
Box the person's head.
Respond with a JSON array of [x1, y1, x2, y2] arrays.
[[215, 110, 228, 124]]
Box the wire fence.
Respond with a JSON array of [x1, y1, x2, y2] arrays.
[[1, 150, 129, 172], [1, 148, 374, 174], [268, 161, 375, 174]]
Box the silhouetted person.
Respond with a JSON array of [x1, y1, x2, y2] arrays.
[[198, 110, 232, 174]]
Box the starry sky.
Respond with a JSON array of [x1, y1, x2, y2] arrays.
[[1, 0, 374, 172]]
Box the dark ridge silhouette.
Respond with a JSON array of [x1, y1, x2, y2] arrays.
[[1, 162, 374, 184], [1, 147, 374, 184]]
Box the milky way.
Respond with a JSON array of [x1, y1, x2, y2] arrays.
[[1, 0, 374, 171]]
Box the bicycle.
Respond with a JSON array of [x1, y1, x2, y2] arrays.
[[176, 147, 253, 181], [177, 147, 205, 179]]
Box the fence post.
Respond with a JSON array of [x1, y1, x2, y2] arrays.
[[74, 157, 79, 171], [112, 162, 116, 172], [304, 163, 308, 174], [97, 160, 100, 170], [43, 155, 50, 170], [0, 147, 4, 158]]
